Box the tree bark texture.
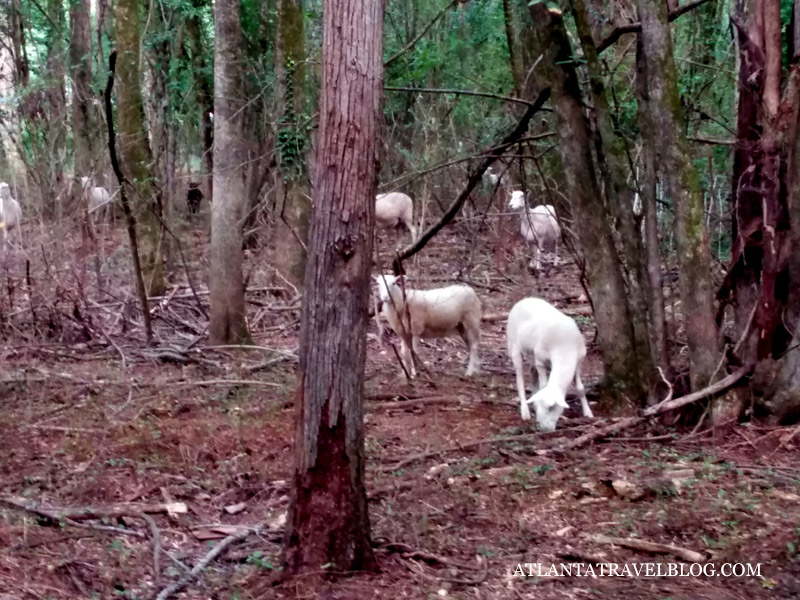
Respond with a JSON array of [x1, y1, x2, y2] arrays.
[[114, 0, 165, 295], [282, 0, 382, 574], [635, 38, 671, 378], [274, 0, 311, 288], [208, 0, 250, 344], [70, 0, 95, 176], [637, 0, 721, 390], [571, 0, 654, 397], [527, 3, 645, 405]]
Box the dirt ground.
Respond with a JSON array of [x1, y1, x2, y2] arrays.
[[1, 206, 799, 600]]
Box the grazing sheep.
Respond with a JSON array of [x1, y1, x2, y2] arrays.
[[187, 182, 203, 215], [0, 182, 22, 247], [375, 192, 417, 242], [374, 274, 481, 377], [506, 297, 592, 431], [508, 190, 560, 270]]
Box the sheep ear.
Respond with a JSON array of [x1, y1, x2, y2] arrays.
[[556, 397, 569, 409]]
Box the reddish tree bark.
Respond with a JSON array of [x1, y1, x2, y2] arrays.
[[282, 0, 382, 575]]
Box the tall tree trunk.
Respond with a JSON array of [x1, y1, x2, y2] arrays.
[[502, 0, 523, 97], [70, 0, 94, 176], [570, 0, 654, 398], [274, 0, 310, 289], [770, 0, 800, 423], [282, 0, 382, 575], [527, 3, 645, 405], [115, 0, 166, 295], [635, 38, 671, 378], [637, 0, 722, 395], [185, 0, 214, 197], [208, 0, 249, 344]]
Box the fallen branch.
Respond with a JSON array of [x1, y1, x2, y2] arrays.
[[154, 526, 258, 600], [590, 534, 706, 563], [391, 88, 550, 273], [548, 417, 644, 452], [643, 363, 754, 416], [0, 497, 187, 522]]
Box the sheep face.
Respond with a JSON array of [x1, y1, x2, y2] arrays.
[[0, 182, 11, 201], [508, 190, 526, 210], [374, 274, 403, 304], [530, 387, 569, 432]]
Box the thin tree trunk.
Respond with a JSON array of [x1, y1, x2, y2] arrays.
[[527, 3, 645, 405], [282, 0, 382, 575], [274, 0, 310, 289], [637, 0, 721, 394], [185, 1, 214, 198], [502, 0, 523, 97], [208, 0, 250, 344], [635, 38, 671, 378], [70, 0, 94, 176], [114, 0, 166, 295]]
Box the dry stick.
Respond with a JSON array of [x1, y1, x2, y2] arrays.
[[154, 526, 257, 600], [104, 51, 153, 343], [390, 87, 551, 273], [551, 417, 644, 452], [0, 497, 187, 521], [597, 0, 713, 54], [590, 534, 706, 563]]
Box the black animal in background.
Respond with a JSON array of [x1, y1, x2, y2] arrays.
[[187, 183, 203, 215]]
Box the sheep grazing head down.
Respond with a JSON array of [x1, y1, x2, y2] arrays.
[[508, 190, 526, 210], [530, 387, 570, 433]]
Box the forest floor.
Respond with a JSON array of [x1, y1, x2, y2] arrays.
[[1, 206, 799, 600]]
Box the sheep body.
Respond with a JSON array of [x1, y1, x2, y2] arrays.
[[375, 274, 480, 377], [375, 192, 417, 241], [0, 182, 22, 246], [81, 177, 115, 224], [508, 191, 560, 270], [506, 297, 592, 430]]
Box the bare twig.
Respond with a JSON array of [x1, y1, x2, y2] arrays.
[[384, 0, 459, 66], [154, 526, 258, 600], [597, 0, 713, 54], [391, 88, 550, 272]]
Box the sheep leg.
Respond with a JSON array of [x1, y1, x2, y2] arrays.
[[575, 359, 593, 418], [511, 349, 531, 420], [464, 323, 480, 377]]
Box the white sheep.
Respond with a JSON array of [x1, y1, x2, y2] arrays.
[[508, 190, 560, 270], [506, 297, 593, 431], [374, 274, 481, 377], [0, 182, 23, 247], [375, 192, 417, 242], [81, 177, 115, 226]]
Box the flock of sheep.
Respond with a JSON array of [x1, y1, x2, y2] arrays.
[[0, 175, 590, 432], [373, 186, 591, 432]]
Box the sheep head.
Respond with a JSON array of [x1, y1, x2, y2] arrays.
[[530, 387, 569, 432], [0, 182, 10, 200], [508, 190, 526, 210], [373, 274, 399, 303]]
